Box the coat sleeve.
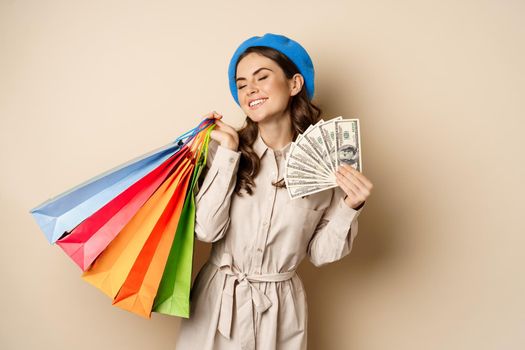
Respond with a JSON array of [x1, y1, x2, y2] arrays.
[[193, 139, 241, 243], [307, 186, 366, 267]]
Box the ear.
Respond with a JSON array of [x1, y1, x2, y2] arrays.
[[289, 73, 305, 97]]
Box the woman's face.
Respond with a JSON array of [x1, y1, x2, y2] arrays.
[[235, 52, 302, 124]]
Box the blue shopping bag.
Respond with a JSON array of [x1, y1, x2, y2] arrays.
[[29, 118, 213, 244]]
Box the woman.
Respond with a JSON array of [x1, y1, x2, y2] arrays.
[[175, 33, 373, 350]]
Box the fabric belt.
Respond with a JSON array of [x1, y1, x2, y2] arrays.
[[210, 252, 296, 350]]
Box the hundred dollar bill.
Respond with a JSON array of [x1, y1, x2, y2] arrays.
[[288, 140, 333, 178], [319, 116, 343, 172], [286, 155, 328, 180], [303, 121, 335, 174], [284, 116, 363, 200], [286, 182, 338, 199], [295, 133, 333, 176], [285, 165, 329, 180], [335, 119, 362, 172], [286, 178, 336, 187], [285, 148, 335, 183]]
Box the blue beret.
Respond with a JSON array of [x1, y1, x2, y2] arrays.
[[228, 33, 315, 106]]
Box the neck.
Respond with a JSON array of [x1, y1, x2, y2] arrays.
[[258, 114, 293, 151]]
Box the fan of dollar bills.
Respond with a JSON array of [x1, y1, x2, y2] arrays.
[[285, 116, 362, 199]]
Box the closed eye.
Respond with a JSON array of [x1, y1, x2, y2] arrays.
[[238, 75, 268, 90]]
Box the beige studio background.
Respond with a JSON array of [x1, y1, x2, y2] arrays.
[[1, 0, 524, 349]]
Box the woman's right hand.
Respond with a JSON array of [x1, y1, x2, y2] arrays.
[[202, 111, 239, 151]]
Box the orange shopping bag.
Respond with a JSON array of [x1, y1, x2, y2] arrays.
[[81, 152, 193, 300], [111, 160, 194, 318]]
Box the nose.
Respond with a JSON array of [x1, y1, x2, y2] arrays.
[[246, 81, 259, 96], [248, 86, 258, 96]]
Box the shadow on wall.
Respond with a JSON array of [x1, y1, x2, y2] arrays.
[[298, 198, 398, 348]]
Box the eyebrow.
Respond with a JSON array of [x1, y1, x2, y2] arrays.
[[236, 67, 273, 82]]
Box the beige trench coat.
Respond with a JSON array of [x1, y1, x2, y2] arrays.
[[175, 129, 365, 350]]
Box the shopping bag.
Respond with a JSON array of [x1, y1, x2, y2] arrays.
[[56, 147, 187, 271], [153, 127, 213, 317], [29, 118, 213, 244], [81, 153, 193, 299], [29, 142, 182, 244], [112, 160, 194, 318], [30, 116, 219, 319]]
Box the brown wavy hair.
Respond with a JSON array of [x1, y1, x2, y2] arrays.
[[233, 46, 323, 196]]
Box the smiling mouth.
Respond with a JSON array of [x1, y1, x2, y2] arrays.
[[249, 98, 268, 110]]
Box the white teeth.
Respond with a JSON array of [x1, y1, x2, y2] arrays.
[[249, 98, 267, 107]]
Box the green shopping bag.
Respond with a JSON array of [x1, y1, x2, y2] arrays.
[[152, 127, 212, 317]]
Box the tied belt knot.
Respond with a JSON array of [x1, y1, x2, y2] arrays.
[[210, 252, 296, 350]]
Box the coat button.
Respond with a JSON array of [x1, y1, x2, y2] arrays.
[[229, 157, 235, 163], [257, 248, 263, 253]]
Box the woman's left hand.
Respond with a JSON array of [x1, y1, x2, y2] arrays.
[[335, 164, 374, 209]]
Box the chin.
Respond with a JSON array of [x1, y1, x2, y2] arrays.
[[245, 107, 282, 124], [246, 111, 273, 124]]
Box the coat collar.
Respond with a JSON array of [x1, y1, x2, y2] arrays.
[[253, 129, 293, 159]]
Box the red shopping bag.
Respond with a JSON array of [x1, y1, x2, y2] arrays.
[[81, 150, 193, 300], [56, 147, 190, 271]]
